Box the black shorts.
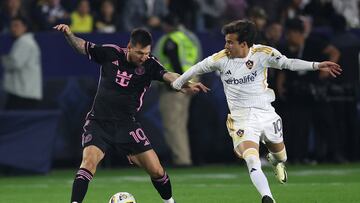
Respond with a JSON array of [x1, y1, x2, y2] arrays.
[[81, 119, 153, 155]]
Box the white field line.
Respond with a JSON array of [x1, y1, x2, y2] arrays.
[[289, 168, 360, 176], [1, 168, 358, 188], [91, 168, 360, 183], [0, 184, 50, 189]]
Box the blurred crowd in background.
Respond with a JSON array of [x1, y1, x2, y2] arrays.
[[0, 0, 359, 173], [1, 0, 360, 33]]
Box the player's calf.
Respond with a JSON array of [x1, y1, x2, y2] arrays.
[[70, 168, 94, 203], [151, 171, 176, 203], [242, 148, 273, 199], [267, 147, 287, 164], [267, 148, 288, 184]]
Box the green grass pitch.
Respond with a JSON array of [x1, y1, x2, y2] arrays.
[[1, 163, 360, 203]]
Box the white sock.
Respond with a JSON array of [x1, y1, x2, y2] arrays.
[[244, 154, 273, 198], [270, 147, 287, 164], [163, 197, 175, 203]]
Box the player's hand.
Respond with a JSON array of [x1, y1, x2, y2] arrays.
[[53, 24, 72, 35], [180, 82, 210, 95], [318, 61, 342, 78]]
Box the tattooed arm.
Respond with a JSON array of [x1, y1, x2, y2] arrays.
[[53, 24, 86, 55]]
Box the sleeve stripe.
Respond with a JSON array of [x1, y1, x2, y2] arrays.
[[85, 42, 92, 60], [151, 56, 165, 68], [213, 50, 227, 61], [251, 46, 272, 55], [85, 42, 88, 54], [103, 44, 122, 53]]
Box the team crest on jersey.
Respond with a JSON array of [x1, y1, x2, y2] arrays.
[[236, 129, 244, 137], [112, 60, 119, 66], [246, 60, 254, 69], [135, 66, 145, 75], [82, 134, 93, 146]]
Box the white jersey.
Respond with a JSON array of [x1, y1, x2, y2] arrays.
[[172, 44, 318, 113]]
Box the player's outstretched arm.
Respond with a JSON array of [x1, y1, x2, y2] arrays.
[[53, 24, 86, 55], [162, 72, 181, 84], [317, 61, 342, 78], [163, 72, 210, 94], [180, 81, 210, 95]]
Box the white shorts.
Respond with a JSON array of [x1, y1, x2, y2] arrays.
[[226, 107, 283, 150]]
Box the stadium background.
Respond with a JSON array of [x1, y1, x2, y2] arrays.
[[1, 0, 360, 202], [0, 0, 359, 174]]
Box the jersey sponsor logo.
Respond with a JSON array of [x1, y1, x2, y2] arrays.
[[225, 70, 232, 75], [246, 60, 254, 69], [135, 66, 145, 75], [224, 71, 257, 85], [115, 70, 133, 87]]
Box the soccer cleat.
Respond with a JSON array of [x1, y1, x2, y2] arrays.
[[266, 153, 288, 184], [262, 195, 275, 203]]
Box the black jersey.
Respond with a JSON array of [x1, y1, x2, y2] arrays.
[[84, 42, 167, 120]]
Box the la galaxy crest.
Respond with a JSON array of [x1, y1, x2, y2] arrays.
[[245, 60, 254, 69], [236, 129, 244, 137]]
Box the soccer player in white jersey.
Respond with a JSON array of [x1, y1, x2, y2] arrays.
[[171, 20, 342, 203]]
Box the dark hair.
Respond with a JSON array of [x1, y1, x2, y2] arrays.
[[285, 18, 304, 33], [221, 19, 257, 47], [130, 28, 153, 47], [11, 15, 30, 30]]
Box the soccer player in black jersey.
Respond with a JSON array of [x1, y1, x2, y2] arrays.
[[54, 24, 209, 203]]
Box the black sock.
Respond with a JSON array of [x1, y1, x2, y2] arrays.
[[151, 171, 172, 200], [70, 168, 93, 203]]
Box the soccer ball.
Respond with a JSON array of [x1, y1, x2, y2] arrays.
[[108, 192, 136, 203]]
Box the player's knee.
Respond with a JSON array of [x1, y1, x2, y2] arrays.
[[148, 166, 165, 179], [81, 157, 99, 173], [271, 147, 287, 163], [81, 146, 104, 173], [242, 148, 261, 172]]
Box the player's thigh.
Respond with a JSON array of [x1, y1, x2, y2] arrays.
[[118, 122, 153, 152], [262, 111, 284, 144], [265, 141, 285, 153], [80, 120, 109, 169], [82, 145, 105, 164], [131, 149, 164, 178], [226, 112, 261, 157], [235, 140, 260, 158], [82, 119, 111, 152], [80, 145, 105, 173]]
